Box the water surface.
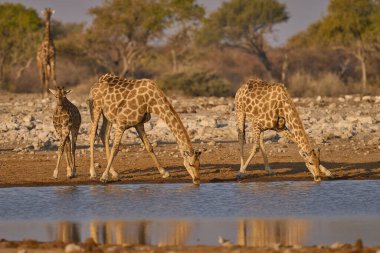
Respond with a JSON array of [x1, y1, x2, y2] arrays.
[[0, 181, 379, 246]]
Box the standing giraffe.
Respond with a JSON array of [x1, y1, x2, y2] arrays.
[[49, 87, 81, 179], [37, 8, 56, 97], [235, 79, 334, 181], [88, 74, 201, 184]]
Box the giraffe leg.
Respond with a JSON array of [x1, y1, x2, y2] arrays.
[[51, 59, 57, 87], [45, 64, 51, 96], [37, 60, 45, 97], [89, 110, 101, 179], [319, 164, 335, 178], [53, 134, 68, 179], [236, 110, 246, 173], [71, 129, 78, 178], [99, 118, 118, 180], [100, 125, 125, 183], [65, 136, 74, 179], [237, 128, 260, 179], [135, 124, 170, 178], [64, 140, 73, 178], [259, 132, 274, 175]]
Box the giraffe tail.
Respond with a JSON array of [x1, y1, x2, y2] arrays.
[[237, 111, 246, 145], [87, 98, 94, 122], [87, 98, 101, 142]]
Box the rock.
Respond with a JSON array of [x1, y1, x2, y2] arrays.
[[207, 140, 216, 146], [344, 95, 353, 100], [338, 97, 345, 102], [65, 243, 83, 253], [367, 137, 379, 146], [330, 241, 344, 249], [362, 96, 372, 102]]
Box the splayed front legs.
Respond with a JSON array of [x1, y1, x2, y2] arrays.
[[53, 132, 75, 179], [135, 124, 170, 178]]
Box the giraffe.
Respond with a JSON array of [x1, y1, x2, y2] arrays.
[[88, 74, 201, 184], [49, 87, 81, 179], [37, 8, 56, 97], [235, 79, 334, 182]]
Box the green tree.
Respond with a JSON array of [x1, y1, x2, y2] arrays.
[[86, 0, 171, 77], [289, 0, 380, 93], [166, 0, 205, 73], [197, 0, 288, 78], [0, 3, 41, 88]]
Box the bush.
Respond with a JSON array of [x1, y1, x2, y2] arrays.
[[159, 71, 232, 97], [287, 72, 347, 97]]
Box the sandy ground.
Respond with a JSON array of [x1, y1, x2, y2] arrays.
[[0, 238, 379, 253], [1, 138, 380, 187]]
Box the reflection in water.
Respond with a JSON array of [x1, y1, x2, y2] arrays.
[[54, 219, 307, 246], [237, 219, 309, 246], [88, 220, 190, 246], [57, 222, 81, 243]]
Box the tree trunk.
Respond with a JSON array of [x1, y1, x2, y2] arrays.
[[281, 53, 288, 83], [171, 49, 177, 73], [256, 48, 272, 80], [355, 43, 367, 95], [15, 58, 34, 80]]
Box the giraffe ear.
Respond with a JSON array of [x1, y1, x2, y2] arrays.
[[64, 89, 72, 95], [48, 88, 57, 96]]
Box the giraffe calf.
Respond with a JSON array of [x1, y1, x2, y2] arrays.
[[49, 87, 81, 179]]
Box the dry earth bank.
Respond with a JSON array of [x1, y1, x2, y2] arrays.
[[0, 92, 380, 186]]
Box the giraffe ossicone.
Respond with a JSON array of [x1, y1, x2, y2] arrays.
[[88, 74, 201, 184], [49, 86, 81, 179], [235, 78, 334, 182]]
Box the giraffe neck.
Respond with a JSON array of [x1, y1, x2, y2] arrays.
[[44, 20, 51, 41], [284, 100, 314, 160], [150, 95, 194, 156]]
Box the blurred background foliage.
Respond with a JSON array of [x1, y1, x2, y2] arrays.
[[0, 0, 379, 97]]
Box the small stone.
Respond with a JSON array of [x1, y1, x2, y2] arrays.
[[207, 140, 216, 146], [94, 163, 101, 169], [65, 243, 83, 253], [330, 241, 344, 249]]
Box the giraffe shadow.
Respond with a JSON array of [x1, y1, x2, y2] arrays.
[[197, 161, 380, 182]]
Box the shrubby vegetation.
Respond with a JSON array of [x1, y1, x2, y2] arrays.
[[0, 0, 379, 97]]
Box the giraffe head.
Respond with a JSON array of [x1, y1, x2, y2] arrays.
[[303, 148, 321, 181], [49, 87, 71, 106], [42, 8, 55, 20], [183, 150, 202, 185]]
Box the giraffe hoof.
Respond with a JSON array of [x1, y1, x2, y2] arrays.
[[313, 176, 321, 182], [100, 174, 109, 183], [111, 175, 120, 181], [236, 172, 247, 180], [162, 171, 170, 179], [192, 178, 200, 185]]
